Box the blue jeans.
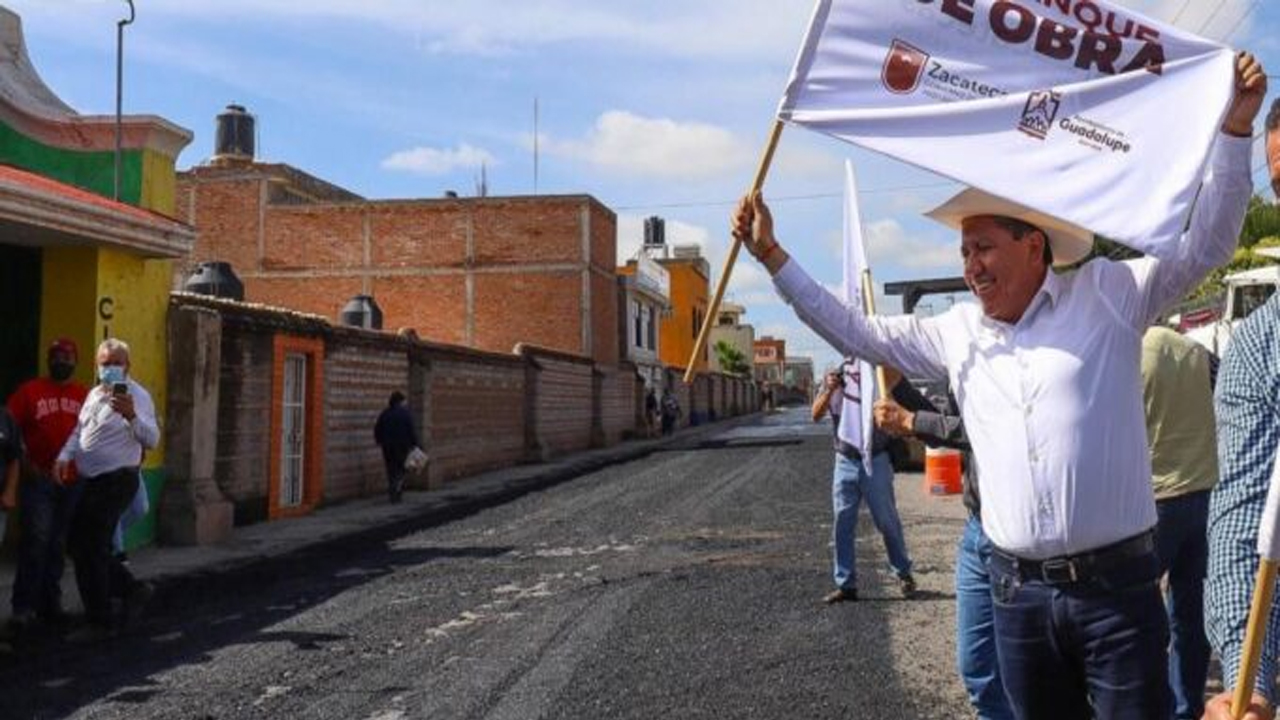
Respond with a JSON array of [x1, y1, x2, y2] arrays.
[[831, 452, 911, 590], [13, 471, 84, 617], [1155, 491, 1210, 720], [988, 542, 1171, 720], [956, 517, 1014, 720]]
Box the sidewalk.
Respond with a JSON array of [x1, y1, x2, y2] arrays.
[[0, 413, 762, 619]]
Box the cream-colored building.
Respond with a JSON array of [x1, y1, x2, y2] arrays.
[[708, 302, 754, 376]]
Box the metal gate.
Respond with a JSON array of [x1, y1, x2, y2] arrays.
[[279, 352, 307, 508]]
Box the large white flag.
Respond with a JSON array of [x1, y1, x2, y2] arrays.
[[778, 0, 1235, 258], [837, 160, 877, 475], [1256, 446, 1280, 562]]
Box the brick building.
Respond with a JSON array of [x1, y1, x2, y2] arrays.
[[754, 336, 786, 384], [176, 109, 618, 364]]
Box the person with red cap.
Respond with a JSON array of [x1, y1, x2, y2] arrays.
[[4, 338, 89, 636]]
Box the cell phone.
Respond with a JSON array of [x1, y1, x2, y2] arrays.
[[112, 382, 129, 396]]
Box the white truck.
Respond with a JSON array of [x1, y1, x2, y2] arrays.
[[1183, 247, 1280, 356]]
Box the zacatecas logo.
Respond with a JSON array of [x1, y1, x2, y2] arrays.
[[881, 39, 929, 94], [1018, 89, 1062, 140]]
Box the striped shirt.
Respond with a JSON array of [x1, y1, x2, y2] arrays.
[[1206, 294, 1280, 701]]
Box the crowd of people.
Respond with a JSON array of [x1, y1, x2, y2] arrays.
[[738, 51, 1280, 720], [0, 337, 158, 649]]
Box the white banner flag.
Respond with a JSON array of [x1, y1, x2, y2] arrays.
[[778, 0, 1235, 258], [837, 160, 878, 475]]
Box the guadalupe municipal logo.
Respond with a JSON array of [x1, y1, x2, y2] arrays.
[[1018, 89, 1062, 140], [881, 39, 929, 94]]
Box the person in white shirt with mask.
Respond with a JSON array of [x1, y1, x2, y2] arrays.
[[57, 338, 158, 641]]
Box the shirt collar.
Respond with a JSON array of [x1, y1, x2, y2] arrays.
[[977, 269, 1061, 334]]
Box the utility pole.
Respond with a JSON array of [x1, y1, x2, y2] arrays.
[[114, 0, 135, 201]]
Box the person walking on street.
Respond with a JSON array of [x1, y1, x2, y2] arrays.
[[660, 388, 680, 436], [374, 391, 419, 504], [5, 338, 88, 633], [875, 386, 1013, 720], [812, 363, 917, 603], [734, 53, 1265, 719], [1141, 326, 1218, 720], [59, 339, 159, 641]]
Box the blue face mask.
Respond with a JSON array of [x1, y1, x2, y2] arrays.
[[98, 364, 126, 385]]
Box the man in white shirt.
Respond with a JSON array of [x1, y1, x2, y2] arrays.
[[58, 338, 159, 640], [731, 52, 1265, 720]]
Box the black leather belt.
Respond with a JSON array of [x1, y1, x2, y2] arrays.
[[990, 530, 1156, 585]]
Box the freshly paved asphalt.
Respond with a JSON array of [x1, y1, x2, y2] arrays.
[[0, 408, 973, 719]]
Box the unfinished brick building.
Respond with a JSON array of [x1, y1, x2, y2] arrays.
[[175, 110, 618, 363]]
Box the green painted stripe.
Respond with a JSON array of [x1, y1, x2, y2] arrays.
[[0, 121, 143, 204]]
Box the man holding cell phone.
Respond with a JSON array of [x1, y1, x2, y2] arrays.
[[56, 338, 159, 642]]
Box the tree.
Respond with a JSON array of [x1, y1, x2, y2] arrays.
[[713, 340, 751, 376]]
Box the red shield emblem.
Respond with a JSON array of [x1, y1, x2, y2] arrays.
[[881, 39, 928, 95]]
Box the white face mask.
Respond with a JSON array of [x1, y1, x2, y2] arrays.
[[98, 364, 126, 385]]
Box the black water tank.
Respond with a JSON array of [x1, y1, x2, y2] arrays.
[[644, 216, 665, 247], [184, 261, 245, 301], [340, 295, 383, 330], [214, 104, 255, 161]]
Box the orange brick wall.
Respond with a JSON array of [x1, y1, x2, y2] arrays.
[[178, 170, 619, 362], [372, 275, 468, 345], [473, 270, 582, 355], [177, 176, 263, 274]]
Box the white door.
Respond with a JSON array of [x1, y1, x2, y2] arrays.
[[280, 353, 306, 508]]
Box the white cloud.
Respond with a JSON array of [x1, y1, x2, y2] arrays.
[[381, 143, 497, 176], [544, 111, 749, 181], [864, 219, 960, 274]]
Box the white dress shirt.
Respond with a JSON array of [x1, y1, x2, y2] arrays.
[[773, 136, 1251, 559], [59, 378, 159, 479]]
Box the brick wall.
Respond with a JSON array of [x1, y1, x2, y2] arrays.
[[179, 166, 620, 363], [213, 328, 273, 525], [424, 347, 526, 483], [323, 341, 408, 501], [168, 294, 759, 539], [522, 345, 594, 457], [597, 363, 639, 446]]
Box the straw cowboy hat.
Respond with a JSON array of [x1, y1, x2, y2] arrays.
[[926, 188, 1095, 267]]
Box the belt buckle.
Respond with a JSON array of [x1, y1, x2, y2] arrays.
[[1039, 557, 1078, 584]]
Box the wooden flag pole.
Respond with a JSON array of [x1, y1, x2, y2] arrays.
[[1232, 559, 1280, 718], [683, 119, 785, 384], [860, 268, 888, 394]]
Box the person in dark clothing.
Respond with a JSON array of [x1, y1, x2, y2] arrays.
[[374, 392, 420, 504], [644, 388, 659, 438], [660, 388, 680, 436], [875, 379, 1012, 720]]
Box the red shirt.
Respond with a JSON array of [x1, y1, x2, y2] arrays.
[[7, 378, 89, 474]]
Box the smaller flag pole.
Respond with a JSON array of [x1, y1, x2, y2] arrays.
[[1232, 447, 1280, 718], [684, 119, 785, 384], [859, 267, 888, 394]]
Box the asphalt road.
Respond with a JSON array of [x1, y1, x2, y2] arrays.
[[0, 407, 973, 719]]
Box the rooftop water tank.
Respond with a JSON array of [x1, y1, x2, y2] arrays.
[[183, 261, 245, 301], [340, 295, 383, 330], [213, 104, 255, 163]]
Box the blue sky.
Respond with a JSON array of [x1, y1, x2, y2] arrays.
[[9, 0, 1279, 372]]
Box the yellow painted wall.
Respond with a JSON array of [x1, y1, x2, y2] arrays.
[[96, 248, 171, 470], [658, 261, 709, 373], [139, 147, 177, 215], [39, 246, 100, 389]]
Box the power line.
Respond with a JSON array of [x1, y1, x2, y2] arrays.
[[1220, 0, 1262, 41], [612, 180, 960, 212], [1196, 0, 1232, 35], [1170, 0, 1195, 24]]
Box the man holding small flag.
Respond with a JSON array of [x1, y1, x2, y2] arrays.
[[732, 45, 1264, 720]]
